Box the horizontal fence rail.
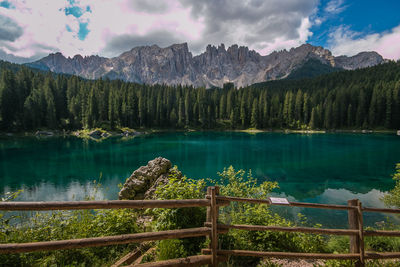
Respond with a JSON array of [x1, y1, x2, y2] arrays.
[[211, 192, 400, 267], [0, 199, 210, 211], [202, 249, 400, 260], [203, 222, 359, 236], [202, 248, 361, 260], [215, 195, 357, 210], [0, 227, 210, 254], [363, 206, 400, 214], [2, 187, 400, 267], [364, 230, 400, 237]]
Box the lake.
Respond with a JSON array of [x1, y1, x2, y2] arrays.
[[1, 132, 400, 227]]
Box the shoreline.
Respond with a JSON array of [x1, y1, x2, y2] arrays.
[[0, 128, 397, 138]]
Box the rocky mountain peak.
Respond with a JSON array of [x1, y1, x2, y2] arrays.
[[170, 42, 189, 51], [335, 51, 384, 69], [72, 54, 83, 60], [27, 43, 386, 88]]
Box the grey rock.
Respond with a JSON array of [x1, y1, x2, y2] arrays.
[[35, 131, 54, 136], [88, 129, 102, 138], [123, 131, 136, 137], [119, 157, 182, 200], [27, 43, 386, 88], [101, 132, 110, 138]]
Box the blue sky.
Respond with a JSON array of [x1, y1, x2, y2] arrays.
[[0, 0, 400, 63], [309, 0, 400, 48]]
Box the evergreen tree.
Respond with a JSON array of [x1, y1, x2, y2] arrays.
[[170, 108, 177, 127], [184, 91, 191, 127], [309, 108, 317, 129], [250, 99, 259, 128], [0, 69, 17, 129], [178, 97, 184, 128], [385, 88, 393, 128], [303, 93, 310, 125], [356, 90, 367, 127], [294, 90, 303, 122]]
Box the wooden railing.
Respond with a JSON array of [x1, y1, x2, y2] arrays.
[[1, 186, 400, 267], [204, 188, 400, 267]]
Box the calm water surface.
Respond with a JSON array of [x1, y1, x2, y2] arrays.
[[1, 132, 400, 227]]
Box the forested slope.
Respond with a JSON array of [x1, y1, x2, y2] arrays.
[[0, 60, 399, 131]]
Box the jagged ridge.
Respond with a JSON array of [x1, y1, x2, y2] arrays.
[[27, 43, 386, 88]]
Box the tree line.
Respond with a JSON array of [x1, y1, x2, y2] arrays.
[[0, 60, 400, 131]]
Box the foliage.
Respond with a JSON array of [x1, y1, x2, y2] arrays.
[[0, 186, 141, 266], [1, 61, 400, 131], [73, 128, 109, 141], [3, 164, 400, 266], [257, 260, 283, 267], [286, 58, 341, 80], [215, 167, 327, 266], [323, 163, 400, 267], [151, 170, 207, 259], [156, 239, 187, 261], [383, 163, 400, 207], [364, 220, 400, 253]]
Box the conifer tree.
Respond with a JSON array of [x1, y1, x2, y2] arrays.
[[251, 99, 259, 128]]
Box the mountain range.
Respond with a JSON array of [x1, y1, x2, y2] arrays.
[[27, 43, 386, 88]]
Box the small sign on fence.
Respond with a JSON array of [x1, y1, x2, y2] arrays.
[[269, 197, 290, 205]]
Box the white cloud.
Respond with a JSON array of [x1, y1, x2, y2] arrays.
[[0, 0, 84, 58], [0, 0, 318, 62], [324, 0, 348, 14], [256, 17, 313, 55], [328, 24, 400, 59]]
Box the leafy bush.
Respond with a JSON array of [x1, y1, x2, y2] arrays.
[[0, 187, 141, 266], [156, 239, 187, 260], [383, 163, 400, 207], [150, 169, 207, 259], [3, 164, 400, 266], [215, 166, 327, 266]]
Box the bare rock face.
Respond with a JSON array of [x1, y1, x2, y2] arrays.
[[334, 51, 386, 70], [118, 157, 182, 200], [28, 43, 386, 88]]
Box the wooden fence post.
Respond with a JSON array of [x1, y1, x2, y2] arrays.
[[206, 187, 212, 229], [348, 199, 364, 267], [357, 200, 365, 266], [210, 186, 220, 267]]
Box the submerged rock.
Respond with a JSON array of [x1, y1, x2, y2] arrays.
[[119, 157, 182, 200]]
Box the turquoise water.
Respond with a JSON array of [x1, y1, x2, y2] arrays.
[[1, 132, 400, 227]]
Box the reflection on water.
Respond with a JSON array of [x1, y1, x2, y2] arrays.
[[1, 132, 400, 227], [271, 187, 397, 228], [2, 179, 119, 202], [3, 180, 395, 228]]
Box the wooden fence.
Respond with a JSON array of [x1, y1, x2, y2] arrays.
[[1, 186, 400, 267]]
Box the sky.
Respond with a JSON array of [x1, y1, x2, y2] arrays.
[[0, 0, 400, 63]]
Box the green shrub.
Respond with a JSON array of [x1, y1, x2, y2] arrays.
[[156, 239, 187, 260], [216, 167, 326, 251], [0, 188, 141, 266], [3, 164, 400, 266], [150, 169, 207, 259], [383, 163, 400, 207]]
